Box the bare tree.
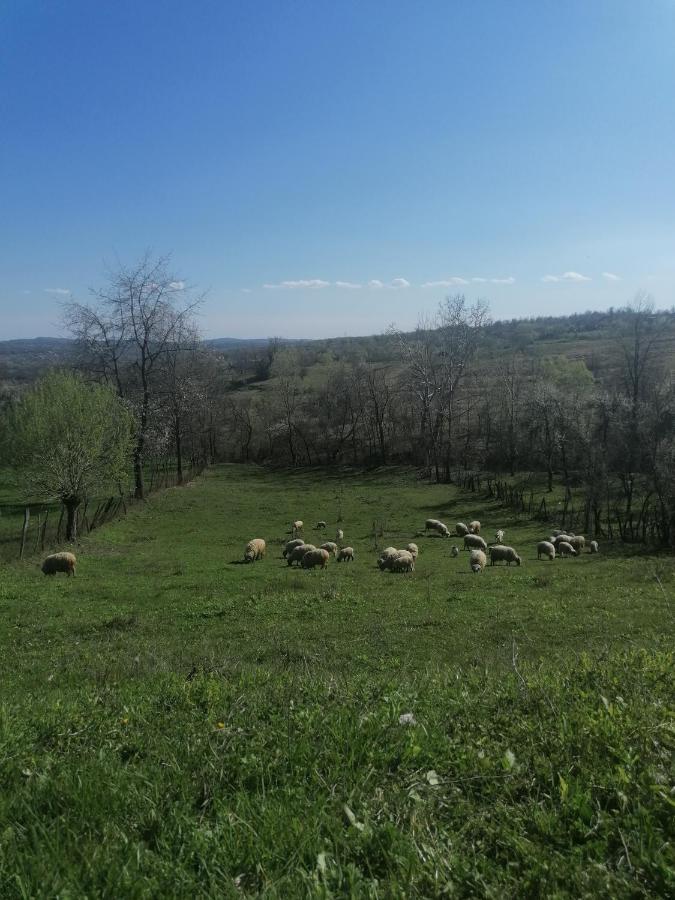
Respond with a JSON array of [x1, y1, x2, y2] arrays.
[[64, 253, 202, 498]]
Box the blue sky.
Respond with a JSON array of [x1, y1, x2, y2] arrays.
[[1, 0, 674, 339]]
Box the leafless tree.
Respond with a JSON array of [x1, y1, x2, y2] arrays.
[[64, 253, 202, 498]]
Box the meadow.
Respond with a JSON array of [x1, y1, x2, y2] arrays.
[[0, 465, 673, 897]]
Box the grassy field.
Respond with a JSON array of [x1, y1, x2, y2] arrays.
[[0, 465, 673, 897]]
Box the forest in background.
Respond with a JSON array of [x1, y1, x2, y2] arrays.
[[1, 255, 674, 546]]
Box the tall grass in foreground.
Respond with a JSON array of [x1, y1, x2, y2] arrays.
[[0, 652, 672, 898]]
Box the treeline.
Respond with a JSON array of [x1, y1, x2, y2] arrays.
[[2, 254, 674, 546]]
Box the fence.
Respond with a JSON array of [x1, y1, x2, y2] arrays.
[[5, 460, 207, 562], [451, 468, 670, 545]]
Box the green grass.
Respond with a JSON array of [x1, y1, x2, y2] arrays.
[[0, 464, 673, 897]]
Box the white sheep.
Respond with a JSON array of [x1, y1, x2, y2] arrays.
[[406, 542, 419, 560], [488, 545, 521, 566], [450, 546, 460, 558], [556, 541, 577, 558], [537, 540, 556, 560], [391, 551, 414, 573], [551, 534, 573, 547], [470, 549, 487, 573], [41, 551, 77, 576], [377, 547, 400, 570], [244, 538, 266, 563], [287, 543, 316, 566], [569, 535, 586, 553], [337, 547, 354, 562], [301, 548, 330, 569], [469, 520, 481, 534], [335, 528, 344, 542], [495, 529, 505, 544], [291, 520, 304, 537], [455, 522, 469, 536], [283, 538, 305, 558], [589, 540, 599, 554], [320, 541, 338, 557], [395, 548, 415, 571], [426, 518, 442, 531], [463, 534, 487, 552]]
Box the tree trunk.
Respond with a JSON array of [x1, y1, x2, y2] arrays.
[[175, 414, 183, 484], [64, 498, 80, 541]]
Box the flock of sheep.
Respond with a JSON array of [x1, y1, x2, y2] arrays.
[[241, 517, 600, 575], [38, 516, 599, 580]]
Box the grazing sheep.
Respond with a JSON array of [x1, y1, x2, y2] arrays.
[[292, 520, 304, 537], [406, 542, 419, 560], [244, 538, 266, 563], [450, 546, 460, 558], [551, 529, 563, 537], [301, 548, 330, 569], [425, 519, 450, 538], [589, 540, 599, 554], [537, 540, 556, 561], [283, 538, 305, 558], [495, 529, 505, 544], [556, 541, 577, 558], [488, 545, 521, 567], [455, 522, 469, 537], [41, 551, 77, 577], [335, 529, 344, 542], [469, 520, 481, 534], [337, 547, 354, 562], [391, 551, 414, 573], [287, 543, 316, 566], [551, 534, 573, 548], [569, 535, 586, 553], [316, 520, 327, 530], [320, 541, 338, 557], [470, 549, 487, 573], [377, 547, 400, 570], [464, 534, 488, 552]]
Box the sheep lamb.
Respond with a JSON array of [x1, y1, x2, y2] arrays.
[[291, 520, 304, 536], [335, 529, 344, 542], [468, 520, 481, 534], [337, 547, 354, 562], [450, 546, 460, 558], [495, 529, 505, 544], [470, 549, 487, 573], [320, 541, 338, 557], [455, 522, 469, 536], [589, 540, 599, 554], [406, 542, 419, 560], [488, 545, 521, 566], [301, 548, 330, 569], [537, 540, 556, 561], [42, 551, 77, 577]]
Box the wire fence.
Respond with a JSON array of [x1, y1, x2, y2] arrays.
[[2, 460, 207, 563]]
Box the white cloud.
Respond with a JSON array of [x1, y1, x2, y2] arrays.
[[22, 290, 31, 294], [335, 281, 362, 289], [541, 275, 559, 283], [491, 276, 516, 285], [421, 277, 469, 288], [241, 288, 252, 293], [368, 279, 385, 289], [602, 272, 621, 281], [562, 271, 591, 282], [44, 287, 71, 295], [390, 277, 410, 289], [263, 279, 330, 289], [471, 277, 488, 283], [169, 280, 185, 290]]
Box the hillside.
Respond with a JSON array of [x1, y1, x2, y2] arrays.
[[0, 465, 672, 895]]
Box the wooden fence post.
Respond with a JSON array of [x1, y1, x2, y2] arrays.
[[19, 507, 30, 559]]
